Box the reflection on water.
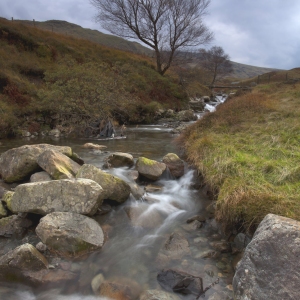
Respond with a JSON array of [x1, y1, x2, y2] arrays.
[[0, 125, 234, 299]]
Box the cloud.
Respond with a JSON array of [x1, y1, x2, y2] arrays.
[[0, 0, 299, 69]]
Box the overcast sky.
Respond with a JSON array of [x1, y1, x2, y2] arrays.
[[1, 0, 299, 69]]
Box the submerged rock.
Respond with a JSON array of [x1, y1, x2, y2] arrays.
[[107, 152, 134, 168], [0, 144, 73, 183], [125, 204, 163, 229], [7, 179, 104, 216], [98, 278, 141, 300], [77, 164, 131, 204], [140, 289, 181, 300], [36, 212, 104, 257], [157, 269, 203, 296], [37, 149, 81, 179], [233, 214, 300, 300], [136, 157, 166, 181]]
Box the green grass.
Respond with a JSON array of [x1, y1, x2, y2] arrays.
[[179, 84, 300, 232]]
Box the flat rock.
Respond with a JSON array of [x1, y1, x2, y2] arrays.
[[36, 212, 104, 257], [233, 214, 300, 300], [7, 179, 104, 216], [37, 149, 81, 179], [83, 143, 107, 150]]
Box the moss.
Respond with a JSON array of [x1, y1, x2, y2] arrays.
[[2, 191, 14, 212], [138, 157, 156, 166]]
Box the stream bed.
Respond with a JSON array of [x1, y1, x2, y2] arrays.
[[0, 125, 234, 300]]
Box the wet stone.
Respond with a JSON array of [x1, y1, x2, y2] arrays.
[[157, 269, 203, 296]]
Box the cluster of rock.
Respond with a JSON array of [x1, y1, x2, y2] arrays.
[[0, 143, 185, 289]]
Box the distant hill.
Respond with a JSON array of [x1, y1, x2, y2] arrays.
[[16, 19, 153, 56], [230, 61, 282, 79], [11, 19, 280, 79]]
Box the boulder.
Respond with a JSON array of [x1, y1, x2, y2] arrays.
[[162, 153, 185, 178], [36, 212, 104, 257], [0, 144, 74, 183], [0, 243, 48, 284], [107, 152, 134, 168], [233, 214, 300, 300], [136, 157, 166, 181], [157, 269, 203, 296], [125, 205, 163, 229], [177, 110, 197, 122], [76, 164, 131, 204], [7, 179, 104, 216], [140, 289, 181, 300], [30, 171, 52, 182], [37, 149, 81, 180], [0, 214, 33, 237]]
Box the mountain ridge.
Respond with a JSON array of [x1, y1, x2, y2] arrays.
[[9, 18, 280, 79]]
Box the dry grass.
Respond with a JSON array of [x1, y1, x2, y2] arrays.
[[179, 82, 300, 232]]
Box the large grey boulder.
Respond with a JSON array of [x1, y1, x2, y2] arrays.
[[107, 152, 134, 168], [136, 157, 166, 181], [162, 153, 185, 178], [37, 149, 81, 179], [7, 179, 104, 216], [233, 214, 300, 300], [76, 164, 131, 204], [36, 212, 104, 257], [0, 144, 74, 183]]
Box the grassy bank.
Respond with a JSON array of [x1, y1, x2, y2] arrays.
[[0, 18, 191, 138], [179, 81, 300, 232]]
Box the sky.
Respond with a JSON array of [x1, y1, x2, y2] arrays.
[[1, 0, 299, 70]]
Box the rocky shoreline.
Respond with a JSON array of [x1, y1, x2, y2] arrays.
[[0, 141, 298, 299]]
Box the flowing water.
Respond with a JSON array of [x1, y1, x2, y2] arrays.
[[0, 125, 234, 300]]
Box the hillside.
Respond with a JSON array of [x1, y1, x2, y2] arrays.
[[0, 18, 188, 138], [7, 18, 280, 80], [15, 19, 153, 56], [230, 61, 281, 79]]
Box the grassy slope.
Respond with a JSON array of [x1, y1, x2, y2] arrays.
[[0, 18, 188, 137], [17, 19, 153, 56], [179, 78, 300, 232]]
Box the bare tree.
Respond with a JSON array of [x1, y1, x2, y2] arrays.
[[199, 46, 233, 86], [90, 0, 213, 75]]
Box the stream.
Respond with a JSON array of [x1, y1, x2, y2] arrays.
[[0, 125, 234, 300]]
